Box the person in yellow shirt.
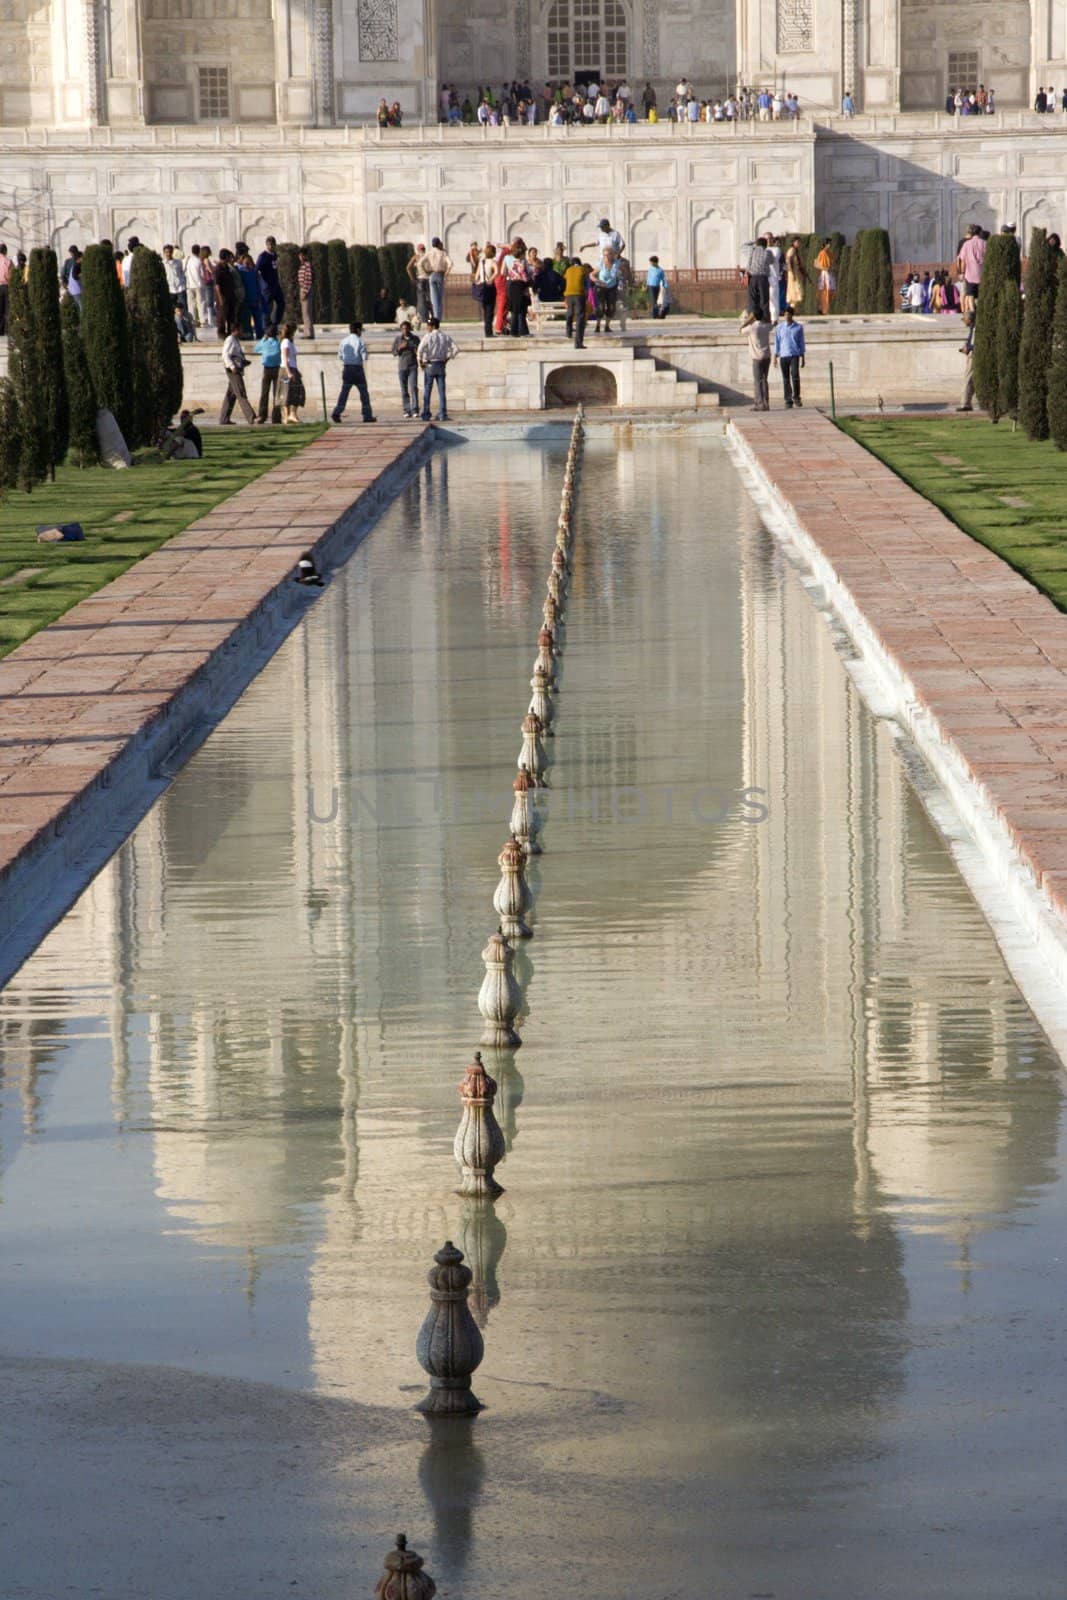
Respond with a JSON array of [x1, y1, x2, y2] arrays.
[[563, 258, 591, 347]]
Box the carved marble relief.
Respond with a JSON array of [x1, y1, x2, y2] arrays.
[[643, 0, 659, 74], [358, 0, 399, 62], [776, 0, 813, 53]]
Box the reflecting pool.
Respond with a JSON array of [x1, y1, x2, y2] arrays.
[[2, 433, 1066, 1599]]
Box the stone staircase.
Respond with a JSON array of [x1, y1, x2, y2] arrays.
[[629, 351, 720, 409]]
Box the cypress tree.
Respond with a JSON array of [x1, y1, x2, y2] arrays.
[[835, 240, 853, 315], [0, 378, 20, 499], [327, 238, 356, 322], [277, 242, 300, 323], [1018, 227, 1059, 440], [1048, 255, 1067, 449], [350, 244, 383, 321], [307, 241, 330, 320], [866, 228, 894, 312], [27, 247, 69, 479], [973, 234, 1021, 421], [128, 246, 184, 445], [80, 241, 133, 442], [376, 243, 399, 305], [996, 269, 1024, 421], [390, 241, 414, 306], [800, 235, 823, 315], [7, 269, 49, 494], [60, 295, 100, 467]]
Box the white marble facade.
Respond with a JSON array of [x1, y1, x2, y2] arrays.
[[5, 1, 1067, 128], [4, 2, 1067, 266]]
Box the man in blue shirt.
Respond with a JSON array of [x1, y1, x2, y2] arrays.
[[773, 306, 806, 407], [332, 320, 377, 423], [646, 256, 670, 319], [254, 322, 282, 423]]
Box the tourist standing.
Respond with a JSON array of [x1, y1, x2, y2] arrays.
[[0, 242, 10, 336], [841, 89, 855, 117], [255, 322, 283, 423], [593, 250, 620, 333], [740, 235, 771, 320], [742, 312, 772, 408], [773, 306, 805, 408], [765, 235, 783, 321], [162, 245, 187, 311], [504, 241, 532, 337], [956, 312, 976, 411], [564, 257, 591, 346], [256, 236, 284, 325], [418, 316, 458, 421], [646, 255, 670, 319], [392, 320, 421, 416], [331, 320, 376, 423], [424, 237, 452, 322], [784, 238, 807, 309], [121, 236, 140, 288], [814, 240, 836, 314], [585, 217, 624, 260], [956, 223, 986, 315], [279, 323, 304, 422], [298, 247, 314, 338], [187, 245, 211, 330], [408, 243, 432, 326], [214, 248, 237, 339], [219, 327, 259, 425], [474, 243, 498, 335]]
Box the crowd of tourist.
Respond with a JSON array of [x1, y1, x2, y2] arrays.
[[944, 85, 999, 115], [383, 77, 805, 126]]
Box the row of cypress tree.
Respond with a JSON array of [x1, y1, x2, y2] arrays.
[[274, 239, 413, 326], [833, 229, 895, 315], [0, 243, 184, 499], [947, 226, 1067, 449]]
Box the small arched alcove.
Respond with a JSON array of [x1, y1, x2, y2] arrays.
[[544, 365, 618, 408]]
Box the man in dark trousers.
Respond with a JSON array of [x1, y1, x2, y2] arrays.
[[772, 305, 806, 408], [739, 235, 771, 321], [331, 321, 377, 423], [256, 236, 284, 324], [214, 249, 237, 341]]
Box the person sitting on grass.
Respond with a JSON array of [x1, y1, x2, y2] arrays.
[[158, 408, 204, 460]]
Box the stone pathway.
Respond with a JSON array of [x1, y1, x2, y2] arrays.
[[0, 424, 428, 928], [731, 410, 1067, 922]]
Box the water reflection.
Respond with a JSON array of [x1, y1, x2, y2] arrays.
[[1, 435, 1064, 1596]]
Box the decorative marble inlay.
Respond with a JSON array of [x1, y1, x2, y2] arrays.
[[516, 0, 530, 79], [643, 0, 659, 73], [358, 0, 399, 62], [776, 0, 813, 53]]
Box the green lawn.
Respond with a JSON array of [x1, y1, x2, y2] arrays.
[[838, 415, 1067, 611], [0, 425, 325, 657]]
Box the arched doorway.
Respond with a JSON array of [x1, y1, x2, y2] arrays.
[[544, 365, 618, 407], [546, 0, 628, 83]]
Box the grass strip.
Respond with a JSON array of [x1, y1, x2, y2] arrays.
[[838, 416, 1067, 611], [0, 425, 325, 657]]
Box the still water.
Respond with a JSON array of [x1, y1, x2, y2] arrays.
[[1, 433, 1066, 1599]]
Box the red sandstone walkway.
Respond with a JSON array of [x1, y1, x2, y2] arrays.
[[732, 409, 1067, 921], [0, 424, 427, 894]]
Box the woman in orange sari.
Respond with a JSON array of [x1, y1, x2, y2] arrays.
[[814, 241, 835, 315]]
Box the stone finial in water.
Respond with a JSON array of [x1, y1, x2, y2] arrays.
[[552, 544, 570, 581], [518, 709, 547, 786], [534, 624, 556, 685], [529, 663, 554, 736], [547, 569, 564, 607], [454, 1051, 507, 1198], [542, 594, 563, 649], [511, 765, 542, 855], [415, 1241, 485, 1416], [478, 929, 522, 1046], [374, 1533, 437, 1600], [493, 835, 532, 939]]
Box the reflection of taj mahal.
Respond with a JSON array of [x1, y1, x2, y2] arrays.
[[0, 1, 1056, 126]]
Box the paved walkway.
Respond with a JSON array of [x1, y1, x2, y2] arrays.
[[0, 424, 427, 919], [732, 409, 1067, 922]]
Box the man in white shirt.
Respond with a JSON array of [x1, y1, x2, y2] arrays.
[[121, 235, 141, 288], [594, 90, 611, 122], [219, 330, 259, 424], [162, 245, 186, 310], [417, 316, 458, 421], [584, 218, 624, 260], [331, 320, 377, 423]]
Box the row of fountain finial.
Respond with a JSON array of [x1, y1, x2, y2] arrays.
[[386, 409, 585, 1598], [405, 407, 586, 1486]]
